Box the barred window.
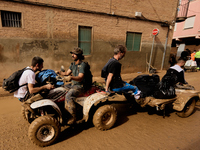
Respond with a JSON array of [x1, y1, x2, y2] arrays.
[[1, 11, 21, 28]]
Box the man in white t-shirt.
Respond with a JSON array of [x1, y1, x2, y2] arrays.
[[165, 57, 187, 85], [14, 56, 54, 103]]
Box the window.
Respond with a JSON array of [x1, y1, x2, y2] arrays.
[[184, 16, 195, 29], [1, 10, 21, 28], [78, 26, 92, 55], [126, 32, 141, 51]]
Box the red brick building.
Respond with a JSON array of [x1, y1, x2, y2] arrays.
[[0, 0, 179, 80]]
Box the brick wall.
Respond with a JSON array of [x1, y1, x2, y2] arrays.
[[0, 0, 178, 81], [26, 0, 178, 22]]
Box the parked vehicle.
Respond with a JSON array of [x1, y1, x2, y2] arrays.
[[184, 60, 197, 72]]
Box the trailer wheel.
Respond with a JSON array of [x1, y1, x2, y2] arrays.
[[28, 115, 60, 147], [93, 105, 117, 131], [176, 98, 196, 118]]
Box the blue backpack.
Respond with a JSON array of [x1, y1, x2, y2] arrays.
[[36, 69, 64, 87]]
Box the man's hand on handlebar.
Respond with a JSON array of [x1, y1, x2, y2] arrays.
[[64, 76, 72, 82], [45, 83, 54, 90], [55, 70, 61, 75]]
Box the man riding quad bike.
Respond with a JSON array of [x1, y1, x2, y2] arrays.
[[22, 69, 120, 147]]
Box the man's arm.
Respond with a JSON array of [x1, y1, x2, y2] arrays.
[[105, 73, 113, 91], [180, 71, 188, 84], [71, 73, 84, 82], [62, 70, 84, 82], [28, 83, 54, 94]]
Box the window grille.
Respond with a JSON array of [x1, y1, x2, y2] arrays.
[[177, 0, 190, 22], [1, 11, 21, 28]]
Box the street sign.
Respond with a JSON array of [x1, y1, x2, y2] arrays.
[[152, 28, 159, 36], [149, 28, 159, 73]]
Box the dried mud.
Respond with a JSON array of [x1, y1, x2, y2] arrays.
[[1, 70, 200, 150]]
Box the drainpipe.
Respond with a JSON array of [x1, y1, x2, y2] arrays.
[[110, 0, 112, 14], [161, 26, 170, 70]]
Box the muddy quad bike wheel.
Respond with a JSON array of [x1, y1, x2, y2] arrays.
[[176, 98, 196, 118], [28, 115, 60, 147], [21, 107, 35, 123], [21, 107, 28, 121], [21, 107, 34, 123], [93, 105, 117, 131]]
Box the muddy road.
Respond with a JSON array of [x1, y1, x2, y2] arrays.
[[1, 71, 200, 150]]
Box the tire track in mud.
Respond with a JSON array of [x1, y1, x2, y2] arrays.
[[1, 71, 200, 149]]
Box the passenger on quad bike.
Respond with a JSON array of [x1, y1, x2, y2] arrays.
[[14, 56, 54, 107], [56, 47, 93, 125], [101, 45, 141, 100]]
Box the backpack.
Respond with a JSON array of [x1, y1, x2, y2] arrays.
[[83, 62, 93, 90], [36, 69, 64, 87], [77, 62, 93, 90], [2, 67, 33, 93]]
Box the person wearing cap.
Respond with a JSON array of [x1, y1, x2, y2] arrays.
[[58, 47, 91, 124]]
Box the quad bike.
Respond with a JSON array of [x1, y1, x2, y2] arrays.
[[22, 78, 132, 147]]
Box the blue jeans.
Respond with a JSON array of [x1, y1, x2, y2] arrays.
[[112, 82, 139, 95]]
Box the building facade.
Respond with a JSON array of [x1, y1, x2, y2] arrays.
[[0, 0, 178, 81], [172, 0, 200, 56]]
